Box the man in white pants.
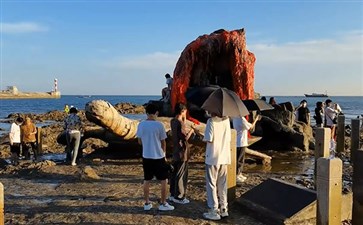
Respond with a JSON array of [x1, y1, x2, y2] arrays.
[[202, 113, 231, 220]]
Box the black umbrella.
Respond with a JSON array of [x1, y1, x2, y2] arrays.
[[201, 87, 249, 117], [185, 85, 220, 107], [242, 99, 274, 111]]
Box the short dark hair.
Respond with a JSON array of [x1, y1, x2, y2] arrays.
[[300, 99, 307, 104], [15, 117, 23, 123], [325, 99, 332, 105], [174, 103, 187, 115], [145, 103, 158, 115], [316, 101, 323, 107], [269, 97, 275, 104], [165, 73, 171, 78], [69, 107, 78, 114]]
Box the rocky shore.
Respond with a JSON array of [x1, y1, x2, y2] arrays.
[[0, 102, 361, 225]]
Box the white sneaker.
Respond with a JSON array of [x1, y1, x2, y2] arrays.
[[158, 202, 174, 211], [144, 202, 152, 211], [203, 209, 221, 220], [220, 208, 229, 217], [237, 174, 247, 183], [172, 197, 190, 204], [330, 139, 336, 150]]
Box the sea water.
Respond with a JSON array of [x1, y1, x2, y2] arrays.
[[0, 95, 160, 133], [0, 95, 362, 133]]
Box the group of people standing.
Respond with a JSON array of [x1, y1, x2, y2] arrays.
[[9, 116, 38, 165], [9, 105, 83, 166], [294, 98, 342, 149], [136, 102, 260, 220], [314, 99, 343, 149]]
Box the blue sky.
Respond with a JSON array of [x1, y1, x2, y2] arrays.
[[1, 1, 362, 96]]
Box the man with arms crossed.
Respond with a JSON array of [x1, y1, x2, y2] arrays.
[[137, 103, 174, 211]]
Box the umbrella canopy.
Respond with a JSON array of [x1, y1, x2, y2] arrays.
[[185, 85, 220, 107], [201, 87, 249, 118], [242, 99, 274, 111]]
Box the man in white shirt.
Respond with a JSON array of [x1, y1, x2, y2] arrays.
[[324, 99, 340, 150], [136, 103, 174, 211], [9, 117, 23, 165], [232, 115, 261, 183], [202, 113, 231, 220], [163, 73, 173, 103]]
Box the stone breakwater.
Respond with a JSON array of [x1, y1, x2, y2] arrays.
[[0, 91, 61, 99]]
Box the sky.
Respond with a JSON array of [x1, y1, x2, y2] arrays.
[[1, 0, 362, 96]]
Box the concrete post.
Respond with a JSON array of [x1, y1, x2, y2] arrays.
[[336, 115, 345, 153], [0, 182, 3, 225], [352, 149, 363, 225], [351, 119, 360, 163], [36, 127, 43, 155], [316, 157, 342, 225], [227, 129, 237, 202], [314, 128, 330, 187]]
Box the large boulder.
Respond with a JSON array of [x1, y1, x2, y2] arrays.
[[251, 106, 314, 152]]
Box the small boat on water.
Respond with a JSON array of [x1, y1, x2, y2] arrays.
[[304, 92, 328, 97]]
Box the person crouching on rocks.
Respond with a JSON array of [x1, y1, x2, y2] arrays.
[[9, 117, 24, 166], [64, 107, 83, 166], [21, 117, 38, 160]]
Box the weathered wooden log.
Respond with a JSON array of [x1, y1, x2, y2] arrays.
[[81, 99, 271, 164], [245, 148, 272, 165], [85, 99, 206, 141], [85, 100, 139, 140]]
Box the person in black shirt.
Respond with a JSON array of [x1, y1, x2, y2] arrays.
[[314, 101, 324, 127], [296, 100, 310, 125]]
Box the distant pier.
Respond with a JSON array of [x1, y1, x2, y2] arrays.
[[0, 82, 61, 99]]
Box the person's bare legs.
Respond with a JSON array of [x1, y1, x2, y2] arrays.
[[331, 125, 336, 141], [160, 179, 167, 204], [143, 180, 150, 204]]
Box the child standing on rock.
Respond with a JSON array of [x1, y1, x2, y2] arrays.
[[9, 117, 23, 166]]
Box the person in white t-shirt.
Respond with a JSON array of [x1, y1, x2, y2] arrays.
[[324, 99, 342, 151], [9, 117, 24, 166], [202, 113, 231, 221], [160, 73, 174, 103], [136, 103, 174, 211], [232, 114, 261, 183]]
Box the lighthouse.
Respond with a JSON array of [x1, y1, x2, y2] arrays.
[[51, 78, 61, 98], [54, 78, 58, 92]]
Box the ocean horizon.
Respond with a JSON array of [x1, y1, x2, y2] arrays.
[[0, 95, 362, 133]]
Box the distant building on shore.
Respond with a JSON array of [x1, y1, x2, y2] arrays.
[[1, 86, 19, 95], [0, 79, 61, 99]]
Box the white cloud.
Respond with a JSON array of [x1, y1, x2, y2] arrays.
[[97, 31, 362, 95], [1, 22, 48, 34], [250, 31, 363, 96], [250, 33, 362, 64]]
